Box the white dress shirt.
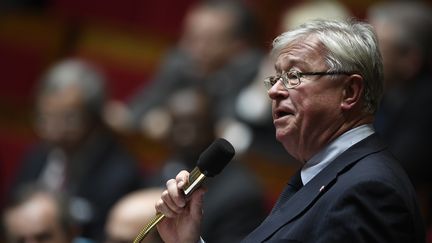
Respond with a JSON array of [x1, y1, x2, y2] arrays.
[[301, 124, 375, 185]]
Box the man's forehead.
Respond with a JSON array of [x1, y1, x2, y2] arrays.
[[274, 38, 326, 71], [274, 55, 303, 72]]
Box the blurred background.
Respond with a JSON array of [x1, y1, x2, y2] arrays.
[[1, 0, 432, 241]]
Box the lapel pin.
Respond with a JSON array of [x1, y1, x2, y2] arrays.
[[319, 185, 325, 192]]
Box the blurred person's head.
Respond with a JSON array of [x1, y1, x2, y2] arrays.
[[280, 1, 350, 32], [368, 1, 432, 89], [2, 184, 76, 243], [165, 88, 215, 163], [34, 59, 106, 154], [179, 0, 258, 76], [105, 188, 163, 243]]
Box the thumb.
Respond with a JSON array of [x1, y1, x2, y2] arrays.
[[188, 187, 206, 219]]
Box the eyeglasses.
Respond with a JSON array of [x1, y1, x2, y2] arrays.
[[264, 70, 353, 90]]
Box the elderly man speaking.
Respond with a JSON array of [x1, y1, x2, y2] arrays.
[[153, 19, 425, 243]]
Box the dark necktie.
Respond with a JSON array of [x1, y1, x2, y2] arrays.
[[270, 169, 303, 213], [241, 169, 304, 243]]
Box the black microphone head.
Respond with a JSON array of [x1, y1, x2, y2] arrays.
[[197, 138, 235, 177]]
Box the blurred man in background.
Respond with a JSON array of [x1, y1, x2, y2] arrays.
[[105, 0, 262, 154], [10, 59, 146, 241], [368, 1, 432, 231], [2, 185, 79, 243]]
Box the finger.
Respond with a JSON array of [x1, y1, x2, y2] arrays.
[[155, 197, 177, 218], [166, 179, 186, 208], [176, 170, 190, 190], [161, 189, 184, 214], [188, 187, 206, 220]]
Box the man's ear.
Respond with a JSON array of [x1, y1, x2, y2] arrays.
[[341, 74, 364, 111]]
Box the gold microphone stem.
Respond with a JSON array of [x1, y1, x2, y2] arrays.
[[133, 212, 165, 243], [133, 167, 206, 243]]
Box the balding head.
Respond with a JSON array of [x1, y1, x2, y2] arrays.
[[2, 187, 74, 243], [105, 188, 163, 243]]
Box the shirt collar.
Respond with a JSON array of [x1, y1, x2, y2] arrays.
[[301, 124, 375, 185]]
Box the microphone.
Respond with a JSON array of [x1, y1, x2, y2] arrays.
[[133, 138, 235, 243]]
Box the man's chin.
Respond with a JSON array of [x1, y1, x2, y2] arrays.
[[275, 130, 290, 144]]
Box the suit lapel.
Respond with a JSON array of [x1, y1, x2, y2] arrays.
[[243, 134, 387, 242]]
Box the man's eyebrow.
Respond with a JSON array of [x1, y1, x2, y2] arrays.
[[274, 56, 305, 73]]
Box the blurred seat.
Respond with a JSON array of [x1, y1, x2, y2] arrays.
[[72, 23, 170, 101]]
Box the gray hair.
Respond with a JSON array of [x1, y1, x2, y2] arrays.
[[37, 59, 106, 116], [272, 19, 383, 114]]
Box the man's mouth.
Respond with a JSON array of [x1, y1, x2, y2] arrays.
[[275, 110, 294, 119]]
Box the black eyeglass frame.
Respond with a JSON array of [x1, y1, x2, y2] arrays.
[[264, 70, 354, 90]]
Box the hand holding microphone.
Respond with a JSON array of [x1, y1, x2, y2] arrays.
[[134, 138, 235, 243]]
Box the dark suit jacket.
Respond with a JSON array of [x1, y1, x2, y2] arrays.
[[242, 134, 425, 243], [201, 162, 267, 243], [11, 130, 145, 241]]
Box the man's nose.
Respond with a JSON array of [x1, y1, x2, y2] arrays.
[[268, 80, 289, 100]]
